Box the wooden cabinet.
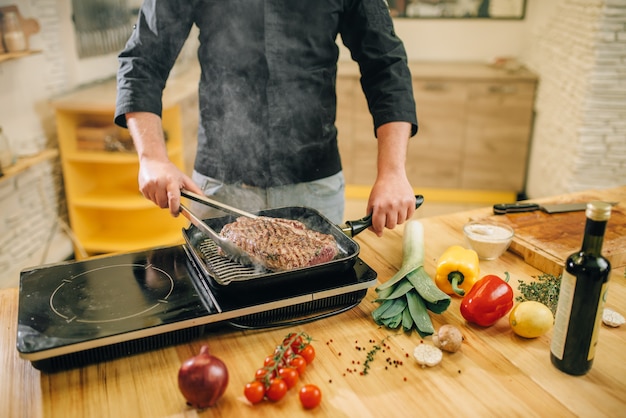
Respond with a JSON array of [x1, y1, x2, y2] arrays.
[[53, 69, 199, 259], [409, 79, 467, 188], [462, 81, 536, 190], [336, 62, 538, 194]]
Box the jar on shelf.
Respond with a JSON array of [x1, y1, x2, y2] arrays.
[[1, 11, 27, 53]]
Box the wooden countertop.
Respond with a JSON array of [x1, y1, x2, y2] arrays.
[[2, 187, 625, 417]]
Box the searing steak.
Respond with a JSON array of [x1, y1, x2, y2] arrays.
[[219, 216, 339, 271]]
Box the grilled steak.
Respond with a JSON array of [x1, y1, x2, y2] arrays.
[[219, 216, 339, 270]]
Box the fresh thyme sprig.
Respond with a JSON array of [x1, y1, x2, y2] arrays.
[[362, 336, 393, 375], [362, 344, 381, 375], [516, 273, 562, 315]]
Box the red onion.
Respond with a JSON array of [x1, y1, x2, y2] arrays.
[[178, 345, 229, 408]]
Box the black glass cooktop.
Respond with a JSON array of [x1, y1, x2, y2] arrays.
[[17, 244, 376, 371], [17, 246, 208, 356]]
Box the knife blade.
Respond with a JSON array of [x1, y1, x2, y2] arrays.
[[493, 202, 618, 215]]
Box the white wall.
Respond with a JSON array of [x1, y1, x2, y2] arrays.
[[53, 0, 121, 86], [379, 18, 526, 62]]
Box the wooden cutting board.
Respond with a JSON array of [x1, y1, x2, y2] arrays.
[[486, 188, 626, 276]]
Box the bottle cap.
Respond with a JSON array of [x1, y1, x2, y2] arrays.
[[586, 201, 612, 221]]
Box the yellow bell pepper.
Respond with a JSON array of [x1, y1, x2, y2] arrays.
[[435, 245, 480, 296]]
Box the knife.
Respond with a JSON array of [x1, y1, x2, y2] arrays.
[[493, 201, 618, 215]]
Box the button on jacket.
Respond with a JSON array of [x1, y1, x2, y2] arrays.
[[115, 0, 417, 188]]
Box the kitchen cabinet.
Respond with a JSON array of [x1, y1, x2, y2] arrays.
[[53, 69, 199, 259], [336, 62, 538, 195]]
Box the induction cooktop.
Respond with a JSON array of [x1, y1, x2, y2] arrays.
[[17, 244, 377, 372]]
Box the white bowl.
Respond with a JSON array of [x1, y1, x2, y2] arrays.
[[463, 220, 514, 260]]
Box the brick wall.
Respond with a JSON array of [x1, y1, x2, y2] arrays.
[[523, 0, 626, 197], [0, 160, 72, 288], [0, 0, 71, 289]]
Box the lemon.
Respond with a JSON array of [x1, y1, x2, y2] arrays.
[[509, 301, 554, 338]]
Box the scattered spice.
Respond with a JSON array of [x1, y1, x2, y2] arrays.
[[516, 273, 561, 315], [329, 336, 409, 378]]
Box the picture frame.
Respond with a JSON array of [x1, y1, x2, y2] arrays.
[[388, 0, 527, 20]]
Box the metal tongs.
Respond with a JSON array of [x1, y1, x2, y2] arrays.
[[181, 190, 258, 219], [179, 190, 258, 266]]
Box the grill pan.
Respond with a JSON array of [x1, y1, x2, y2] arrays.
[[181, 195, 424, 289]]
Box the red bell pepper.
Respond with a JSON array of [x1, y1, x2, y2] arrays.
[[460, 272, 514, 327]]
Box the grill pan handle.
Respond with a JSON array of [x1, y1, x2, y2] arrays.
[[341, 195, 425, 237]]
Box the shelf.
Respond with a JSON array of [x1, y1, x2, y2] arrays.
[[64, 147, 181, 164], [0, 49, 42, 63], [1, 149, 58, 181], [65, 151, 139, 164], [0, 5, 41, 64], [53, 70, 197, 259], [72, 191, 156, 209], [70, 207, 189, 258]]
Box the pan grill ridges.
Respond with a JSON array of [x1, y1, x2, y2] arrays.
[[197, 238, 270, 285]]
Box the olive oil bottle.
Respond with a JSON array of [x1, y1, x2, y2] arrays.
[[550, 201, 612, 375]]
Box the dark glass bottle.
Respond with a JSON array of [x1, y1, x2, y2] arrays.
[[550, 201, 612, 375]]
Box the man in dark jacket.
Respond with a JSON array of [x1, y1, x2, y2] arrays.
[[115, 0, 418, 236]]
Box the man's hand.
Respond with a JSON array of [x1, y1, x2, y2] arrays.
[[368, 175, 416, 236], [368, 121, 416, 236], [127, 111, 204, 216], [137, 158, 202, 216]]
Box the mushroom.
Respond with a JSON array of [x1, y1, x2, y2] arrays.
[[432, 324, 464, 353]]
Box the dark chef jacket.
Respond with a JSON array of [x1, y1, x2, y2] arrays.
[[115, 0, 417, 188]]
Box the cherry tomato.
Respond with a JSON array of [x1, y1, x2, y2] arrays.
[[244, 381, 265, 405], [283, 333, 304, 353], [274, 345, 294, 360], [264, 355, 277, 368], [255, 367, 273, 384], [288, 354, 307, 375], [299, 384, 322, 409], [265, 378, 288, 402], [277, 367, 299, 389], [299, 344, 316, 364]]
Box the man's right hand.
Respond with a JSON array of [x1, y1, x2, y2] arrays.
[[126, 111, 204, 216], [137, 158, 203, 216]]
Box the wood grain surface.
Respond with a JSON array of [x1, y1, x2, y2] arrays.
[[1, 187, 625, 418]]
